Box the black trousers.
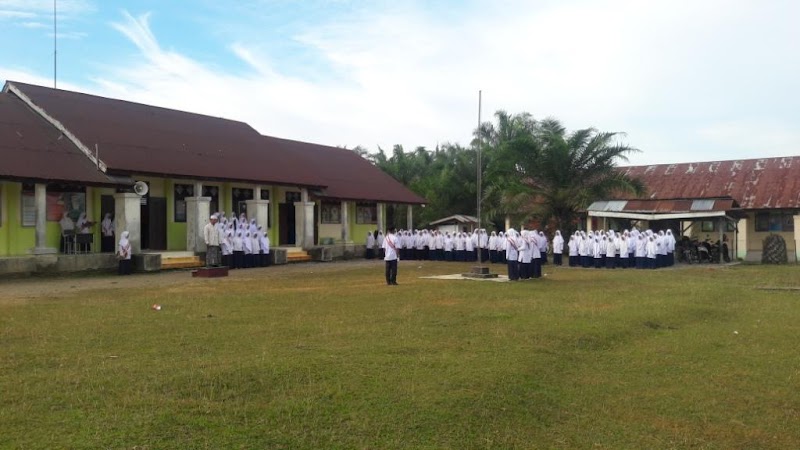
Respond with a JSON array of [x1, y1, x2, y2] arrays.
[[507, 260, 519, 280], [553, 253, 563, 265], [118, 259, 132, 275], [385, 259, 398, 284]]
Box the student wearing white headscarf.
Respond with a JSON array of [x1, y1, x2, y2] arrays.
[[505, 229, 520, 281], [365, 232, 375, 259], [251, 228, 262, 267], [76, 212, 93, 252], [221, 230, 233, 268], [232, 231, 244, 269], [567, 233, 578, 267], [518, 230, 532, 280], [479, 229, 489, 262], [552, 230, 564, 266], [377, 231, 385, 259], [635, 233, 647, 269], [593, 235, 603, 269], [498, 231, 508, 264], [444, 232, 454, 261], [243, 231, 254, 268], [619, 231, 629, 268], [605, 234, 616, 269], [259, 226, 271, 267], [646, 234, 658, 269], [530, 231, 542, 278], [117, 231, 132, 275], [100, 213, 114, 253], [58, 212, 75, 253]]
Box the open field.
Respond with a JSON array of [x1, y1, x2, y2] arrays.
[[2, 261, 800, 449]]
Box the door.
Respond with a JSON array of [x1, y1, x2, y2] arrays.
[[148, 197, 167, 250], [279, 203, 295, 245], [100, 195, 115, 252]]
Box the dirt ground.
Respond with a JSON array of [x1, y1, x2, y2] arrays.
[[0, 259, 383, 304]]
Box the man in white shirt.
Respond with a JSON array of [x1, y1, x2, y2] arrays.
[[204, 215, 222, 267], [383, 227, 400, 285]]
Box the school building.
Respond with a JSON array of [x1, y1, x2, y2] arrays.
[[0, 81, 425, 273], [587, 157, 800, 262]]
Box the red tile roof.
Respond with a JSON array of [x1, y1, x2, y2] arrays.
[[619, 157, 800, 210], [0, 92, 116, 185]]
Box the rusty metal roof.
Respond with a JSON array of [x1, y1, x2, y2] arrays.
[[261, 135, 426, 204], [5, 81, 425, 204], [618, 157, 800, 210], [0, 92, 117, 185], [588, 198, 738, 214]]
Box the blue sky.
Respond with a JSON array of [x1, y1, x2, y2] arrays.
[[1, 0, 799, 165]]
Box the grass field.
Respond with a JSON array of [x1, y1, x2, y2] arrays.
[[2, 261, 800, 449]]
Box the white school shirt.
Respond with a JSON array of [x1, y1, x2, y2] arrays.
[[383, 233, 399, 261]]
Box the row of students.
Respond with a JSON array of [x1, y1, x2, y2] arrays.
[[214, 213, 271, 269], [566, 229, 676, 269]]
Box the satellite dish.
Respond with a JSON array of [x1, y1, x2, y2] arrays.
[[133, 181, 149, 196]]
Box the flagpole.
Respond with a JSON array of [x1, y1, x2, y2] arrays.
[[477, 90, 482, 264]]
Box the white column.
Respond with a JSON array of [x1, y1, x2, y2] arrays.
[[505, 215, 511, 231], [186, 196, 211, 253], [245, 199, 270, 231], [340, 200, 351, 242], [407, 205, 413, 230], [794, 215, 800, 263], [586, 215, 594, 232], [737, 217, 748, 260], [114, 193, 142, 254], [303, 201, 315, 249], [377, 202, 385, 232], [31, 183, 56, 254]]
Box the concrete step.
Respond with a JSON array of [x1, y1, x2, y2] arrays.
[[286, 253, 312, 263], [161, 256, 203, 270]]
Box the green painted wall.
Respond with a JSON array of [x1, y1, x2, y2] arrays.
[[0, 181, 10, 256], [1, 182, 35, 255], [352, 202, 376, 245]]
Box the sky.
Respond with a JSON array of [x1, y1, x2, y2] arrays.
[[1, 0, 799, 166]]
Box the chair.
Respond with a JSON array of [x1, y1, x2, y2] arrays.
[[62, 230, 76, 254], [76, 233, 93, 254]]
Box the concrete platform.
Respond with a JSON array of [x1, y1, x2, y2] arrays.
[[461, 266, 499, 279], [191, 266, 229, 278]]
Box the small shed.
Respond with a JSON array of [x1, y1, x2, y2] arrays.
[[429, 214, 478, 234]]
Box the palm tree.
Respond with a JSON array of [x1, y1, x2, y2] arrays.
[[488, 117, 645, 232]]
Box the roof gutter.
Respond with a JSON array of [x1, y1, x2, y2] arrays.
[[588, 211, 729, 221], [5, 82, 108, 173]]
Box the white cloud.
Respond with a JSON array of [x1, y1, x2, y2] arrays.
[[4, 1, 800, 165]]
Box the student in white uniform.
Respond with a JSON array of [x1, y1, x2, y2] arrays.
[[383, 227, 399, 285], [518, 230, 532, 280], [259, 227, 271, 267], [505, 229, 520, 281], [365, 232, 375, 259], [101, 213, 115, 253], [552, 230, 564, 266], [117, 231, 132, 275], [232, 231, 244, 269]]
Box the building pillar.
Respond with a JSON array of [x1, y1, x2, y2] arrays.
[[407, 205, 413, 230], [31, 183, 56, 254], [114, 193, 142, 254], [586, 215, 594, 232], [737, 217, 748, 261], [794, 215, 800, 263], [294, 188, 315, 249], [186, 196, 211, 253], [377, 202, 385, 232], [245, 199, 270, 231], [340, 200, 351, 242]]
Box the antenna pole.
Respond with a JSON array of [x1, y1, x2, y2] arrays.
[[53, 0, 57, 88]]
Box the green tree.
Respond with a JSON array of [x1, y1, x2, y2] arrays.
[[488, 117, 645, 232]]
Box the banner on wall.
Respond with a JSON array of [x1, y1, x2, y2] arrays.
[[21, 191, 86, 226]]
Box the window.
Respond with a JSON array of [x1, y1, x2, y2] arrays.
[[356, 202, 377, 224], [203, 185, 219, 214], [260, 189, 270, 201], [285, 191, 301, 203], [701, 221, 715, 232], [755, 212, 795, 232], [321, 202, 341, 224], [232, 188, 253, 216], [174, 184, 193, 222]]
